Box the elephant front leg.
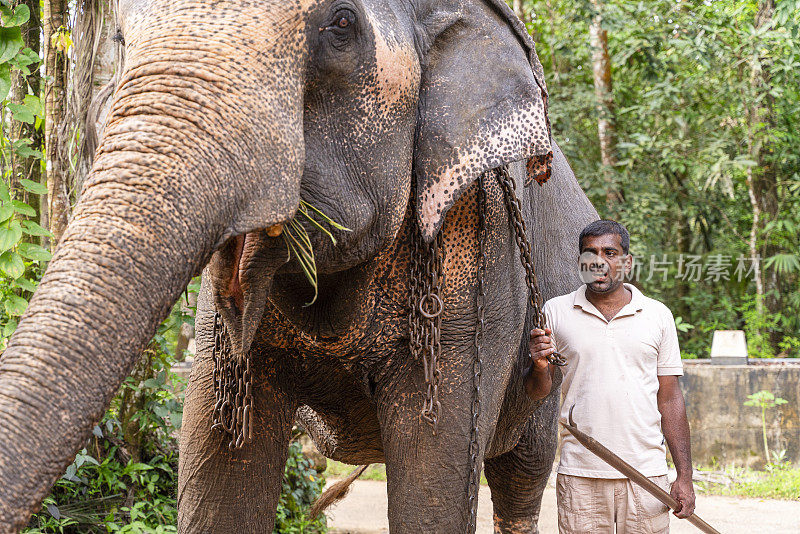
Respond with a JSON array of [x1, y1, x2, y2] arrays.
[[178, 312, 296, 532], [379, 373, 485, 533], [484, 386, 560, 534]]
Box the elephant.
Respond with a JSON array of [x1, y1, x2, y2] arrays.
[[0, 0, 598, 532]]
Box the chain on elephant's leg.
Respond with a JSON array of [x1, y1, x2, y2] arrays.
[[178, 317, 297, 532]]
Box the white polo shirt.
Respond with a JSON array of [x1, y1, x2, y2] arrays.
[[544, 283, 683, 478]]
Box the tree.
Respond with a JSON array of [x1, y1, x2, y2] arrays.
[[43, 0, 70, 245], [589, 0, 622, 215]]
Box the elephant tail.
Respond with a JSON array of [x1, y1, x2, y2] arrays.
[[309, 464, 369, 519]]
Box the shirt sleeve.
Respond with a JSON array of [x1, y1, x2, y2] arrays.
[[657, 306, 683, 376]]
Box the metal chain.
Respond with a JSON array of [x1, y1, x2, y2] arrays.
[[409, 211, 445, 434], [211, 311, 255, 450], [495, 166, 567, 367], [467, 174, 487, 533]]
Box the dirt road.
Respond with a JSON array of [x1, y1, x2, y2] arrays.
[[325, 479, 800, 533]]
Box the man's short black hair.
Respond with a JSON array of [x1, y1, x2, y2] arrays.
[[579, 220, 630, 254]]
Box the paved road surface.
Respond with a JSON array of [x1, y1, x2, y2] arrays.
[[325, 479, 800, 533]]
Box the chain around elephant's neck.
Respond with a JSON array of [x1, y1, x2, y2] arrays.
[[408, 213, 445, 433], [407, 166, 564, 533], [210, 312, 254, 450]]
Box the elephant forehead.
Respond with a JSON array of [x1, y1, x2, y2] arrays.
[[119, 0, 322, 50], [119, 0, 322, 17]]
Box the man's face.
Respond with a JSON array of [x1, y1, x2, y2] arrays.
[[578, 233, 632, 294]]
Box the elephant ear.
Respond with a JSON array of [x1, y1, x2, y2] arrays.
[[414, 0, 552, 242]]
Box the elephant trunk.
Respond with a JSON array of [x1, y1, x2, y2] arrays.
[[0, 93, 302, 532]]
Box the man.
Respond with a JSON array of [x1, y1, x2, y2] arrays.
[[524, 219, 695, 533]]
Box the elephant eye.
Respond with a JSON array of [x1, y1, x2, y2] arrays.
[[112, 29, 125, 46], [320, 8, 357, 34]]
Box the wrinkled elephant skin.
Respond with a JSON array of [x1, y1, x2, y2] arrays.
[[0, 0, 598, 532]]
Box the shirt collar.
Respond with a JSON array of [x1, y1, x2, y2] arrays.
[[573, 283, 645, 322]]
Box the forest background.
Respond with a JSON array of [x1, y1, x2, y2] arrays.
[[0, 0, 797, 532]]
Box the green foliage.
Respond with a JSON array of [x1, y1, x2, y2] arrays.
[[0, 0, 45, 349], [743, 389, 788, 465], [695, 464, 800, 500], [520, 0, 800, 356], [274, 440, 327, 534], [23, 349, 183, 533]]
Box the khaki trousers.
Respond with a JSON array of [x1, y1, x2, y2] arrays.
[[556, 473, 671, 534]]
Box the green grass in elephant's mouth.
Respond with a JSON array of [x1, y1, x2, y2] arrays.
[[283, 200, 351, 306]]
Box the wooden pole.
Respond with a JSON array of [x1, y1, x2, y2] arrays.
[[562, 406, 721, 534]]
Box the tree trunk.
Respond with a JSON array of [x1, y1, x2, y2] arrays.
[[68, 0, 121, 199], [589, 0, 622, 216], [118, 346, 156, 463], [513, 0, 523, 19], [43, 0, 70, 247], [174, 291, 197, 361], [746, 0, 779, 327]]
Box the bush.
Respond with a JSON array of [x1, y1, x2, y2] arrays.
[[274, 438, 327, 534], [23, 302, 327, 533], [24, 345, 183, 534]]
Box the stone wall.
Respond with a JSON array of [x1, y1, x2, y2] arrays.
[[680, 361, 800, 468]]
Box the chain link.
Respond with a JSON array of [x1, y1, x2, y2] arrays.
[[495, 166, 566, 366], [409, 226, 445, 434], [211, 311, 255, 450], [467, 174, 488, 533]]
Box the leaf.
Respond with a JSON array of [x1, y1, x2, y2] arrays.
[[4, 294, 27, 316], [11, 200, 35, 217], [21, 220, 52, 237], [0, 220, 20, 251], [0, 204, 11, 223], [1, 4, 29, 27], [11, 46, 38, 67], [23, 93, 41, 114], [0, 182, 8, 203], [127, 462, 154, 472], [6, 102, 32, 123], [0, 62, 10, 100], [12, 275, 36, 292], [92, 425, 103, 438], [64, 463, 76, 481], [19, 179, 47, 195], [13, 143, 40, 159], [0, 26, 23, 64], [46, 503, 61, 520], [171, 410, 183, 429], [17, 242, 50, 261], [0, 250, 24, 279], [2, 318, 17, 336], [50, 28, 72, 52], [142, 378, 159, 389]]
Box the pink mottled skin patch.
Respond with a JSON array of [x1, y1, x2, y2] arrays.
[[418, 98, 551, 240], [366, 11, 421, 115]]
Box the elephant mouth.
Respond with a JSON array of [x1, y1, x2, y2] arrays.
[[210, 227, 292, 358]]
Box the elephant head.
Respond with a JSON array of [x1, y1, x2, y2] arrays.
[[0, 0, 552, 528]]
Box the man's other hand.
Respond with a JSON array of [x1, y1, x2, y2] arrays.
[[670, 476, 696, 518]]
